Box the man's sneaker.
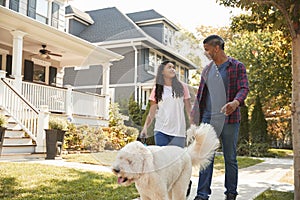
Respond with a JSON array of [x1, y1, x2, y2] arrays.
[[225, 193, 237, 200], [186, 180, 192, 197], [194, 196, 208, 200]]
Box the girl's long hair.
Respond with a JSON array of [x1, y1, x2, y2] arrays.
[[155, 60, 184, 103]]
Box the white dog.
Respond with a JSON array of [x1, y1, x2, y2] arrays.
[[112, 123, 219, 200]]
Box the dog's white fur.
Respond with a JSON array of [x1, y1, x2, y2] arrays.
[[112, 123, 219, 200]]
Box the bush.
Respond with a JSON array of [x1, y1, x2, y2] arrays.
[[83, 127, 106, 152], [0, 114, 7, 127], [48, 116, 69, 131], [238, 142, 270, 157]]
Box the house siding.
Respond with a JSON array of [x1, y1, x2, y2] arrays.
[[68, 18, 88, 36], [109, 47, 135, 84], [63, 65, 103, 88], [140, 23, 164, 44]]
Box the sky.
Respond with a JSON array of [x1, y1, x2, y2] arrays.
[[68, 0, 242, 33]]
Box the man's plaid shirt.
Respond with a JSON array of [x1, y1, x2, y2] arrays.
[[191, 57, 249, 125]]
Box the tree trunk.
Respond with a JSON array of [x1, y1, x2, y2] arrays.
[[292, 35, 300, 200]]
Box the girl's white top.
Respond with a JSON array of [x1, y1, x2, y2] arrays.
[[149, 82, 190, 137]]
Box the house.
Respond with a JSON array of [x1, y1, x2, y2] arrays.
[[63, 7, 198, 110], [0, 1, 123, 157]]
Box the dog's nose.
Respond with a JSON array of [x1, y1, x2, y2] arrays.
[[112, 166, 120, 173]]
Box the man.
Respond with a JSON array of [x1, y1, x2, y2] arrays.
[[190, 35, 249, 200]]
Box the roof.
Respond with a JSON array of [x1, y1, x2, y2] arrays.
[[66, 6, 198, 69], [65, 5, 94, 24], [76, 7, 145, 43], [127, 9, 179, 30]]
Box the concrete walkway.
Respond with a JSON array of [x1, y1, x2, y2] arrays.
[[0, 156, 294, 200], [188, 158, 294, 200]]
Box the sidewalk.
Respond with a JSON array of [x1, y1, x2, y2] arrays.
[[188, 157, 294, 200], [1, 156, 294, 200]]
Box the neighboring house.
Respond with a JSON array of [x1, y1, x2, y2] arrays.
[[64, 7, 198, 110], [0, 1, 123, 157]]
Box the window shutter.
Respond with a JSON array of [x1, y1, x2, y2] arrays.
[[9, 0, 19, 12], [24, 59, 34, 81], [27, 0, 36, 19], [6, 55, 12, 77], [49, 66, 57, 85], [0, 55, 2, 70]]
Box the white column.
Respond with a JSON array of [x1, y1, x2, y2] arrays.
[[102, 62, 111, 120], [36, 105, 50, 153], [11, 30, 26, 92], [64, 84, 73, 119], [0, 70, 7, 107], [47, 0, 53, 26], [132, 43, 138, 102]]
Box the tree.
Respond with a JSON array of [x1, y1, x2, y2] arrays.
[[250, 97, 269, 144], [239, 105, 250, 145], [218, 0, 300, 198]]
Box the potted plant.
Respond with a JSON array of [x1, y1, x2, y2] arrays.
[[0, 114, 7, 156], [45, 116, 69, 159]]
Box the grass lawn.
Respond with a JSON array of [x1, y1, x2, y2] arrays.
[[0, 148, 293, 200], [254, 189, 294, 200], [0, 162, 139, 200]]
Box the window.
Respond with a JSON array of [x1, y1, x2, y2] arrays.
[[0, 0, 6, 6], [33, 64, 45, 83], [36, 0, 48, 24], [163, 25, 175, 47], [148, 51, 155, 74], [51, 2, 60, 28]]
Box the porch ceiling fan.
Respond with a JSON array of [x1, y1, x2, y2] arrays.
[[38, 44, 62, 59]]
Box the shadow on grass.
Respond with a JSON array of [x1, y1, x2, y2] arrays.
[[0, 162, 139, 200]]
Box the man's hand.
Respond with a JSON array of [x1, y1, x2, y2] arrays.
[[221, 100, 240, 116]]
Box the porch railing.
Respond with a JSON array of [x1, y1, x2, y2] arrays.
[[0, 78, 39, 141], [5, 78, 106, 118]]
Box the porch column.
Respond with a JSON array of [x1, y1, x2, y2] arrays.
[[102, 62, 111, 120], [36, 105, 50, 153], [65, 85, 73, 120], [47, 0, 53, 26], [0, 70, 7, 106], [11, 30, 26, 92]]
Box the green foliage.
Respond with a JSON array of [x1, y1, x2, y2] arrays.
[[48, 116, 69, 131], [65, 124, 139, 152], [103, 125, 139, 150], [83, 127, 106, 152], [0, 162, 139, 200], [250, 97, 269, 144], [226, 30, 292, 111], [141, 102, 155, 145], [108, 103, 124, 127], [238, 142, 270, 157], [267, 117, 292, 149], [128, 95, 143, 129], [0, 114, 7, 127], [254, 189, 294, 200], [238, 105, 250, 145]]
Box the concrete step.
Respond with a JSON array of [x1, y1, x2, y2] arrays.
[[1, 144, 36, 154], [4, 129, 26, 138], [3, 137, 33, 145], [0, 152, 46, 161]]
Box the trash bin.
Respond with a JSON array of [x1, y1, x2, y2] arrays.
[[45, 129, 66, 159], [0, 127, 6, 156]]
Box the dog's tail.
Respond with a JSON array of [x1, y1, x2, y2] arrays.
[[187, 123, 219, 171]]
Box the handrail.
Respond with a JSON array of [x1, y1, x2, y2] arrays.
[[1, 78, 39, 114], [0, 78, 39, 141]]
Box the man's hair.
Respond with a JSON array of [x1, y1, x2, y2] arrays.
[[203, 35, 225, 50]]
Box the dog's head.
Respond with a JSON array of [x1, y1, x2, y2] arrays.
[[112, 141, 152, 186]]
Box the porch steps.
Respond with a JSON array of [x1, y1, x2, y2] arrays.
[[0, 112, 36, 156]]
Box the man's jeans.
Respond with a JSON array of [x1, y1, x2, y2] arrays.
[[196, 123, 239, 199]]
